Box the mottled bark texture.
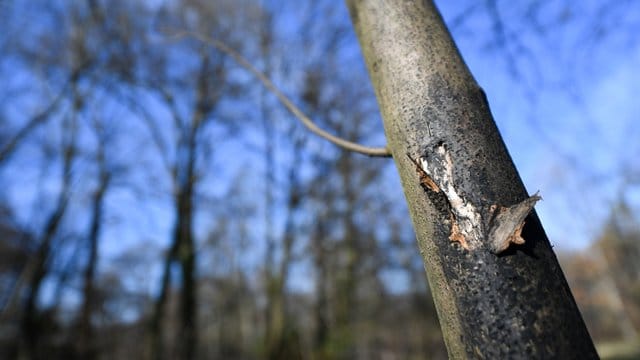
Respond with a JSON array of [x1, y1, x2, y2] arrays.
[[347, 0, 598, 358]]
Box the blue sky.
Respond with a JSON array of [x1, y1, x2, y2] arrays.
[[437, 0, 640, 250], [2, 0, 639, 304]]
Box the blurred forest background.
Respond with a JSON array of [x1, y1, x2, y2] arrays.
[[0, 0, 639, 359]]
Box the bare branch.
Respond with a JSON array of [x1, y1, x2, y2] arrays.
[[0, 82, 68, 166], [166, 31, 391, 158]]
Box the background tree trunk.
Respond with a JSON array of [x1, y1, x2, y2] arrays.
[[20, 114, 77, 359], [346, 0, 598, 358], [78, 140, 111, 360]]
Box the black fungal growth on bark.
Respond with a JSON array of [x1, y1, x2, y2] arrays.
[[348, 0, 598, 357]]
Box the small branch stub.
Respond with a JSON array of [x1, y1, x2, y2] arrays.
[[488, 193, 541, 253], [411, 144, 541, 254]]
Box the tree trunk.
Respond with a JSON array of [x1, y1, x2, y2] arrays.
[[346, 0, 598, 358], [311, 221, 330, 359], [148, 182, 196, 360], [78, 164, 109, 359], [148, 240, 176, 360], [147, 49, 215, 360], [19, 110, 77, 359], [177, 185, 196, 360], [20, 205, 65, 359]]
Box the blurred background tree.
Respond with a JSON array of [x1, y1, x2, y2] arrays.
[[0, 0, 638, 359]]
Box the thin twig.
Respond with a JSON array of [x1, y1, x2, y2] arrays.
[[167, 31, 391, 157]]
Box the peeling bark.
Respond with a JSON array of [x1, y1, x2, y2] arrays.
[[413, 144, 541, 254], [418, 143, 484, 251]]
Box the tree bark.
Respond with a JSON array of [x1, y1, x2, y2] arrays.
[[78, 159, 110, 360], [346, 0, 598, 358], [20, 115, 76, 359], [147, 50, 217, 360], [148, 240, 176, 360], [311, 220, 330, 358]]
